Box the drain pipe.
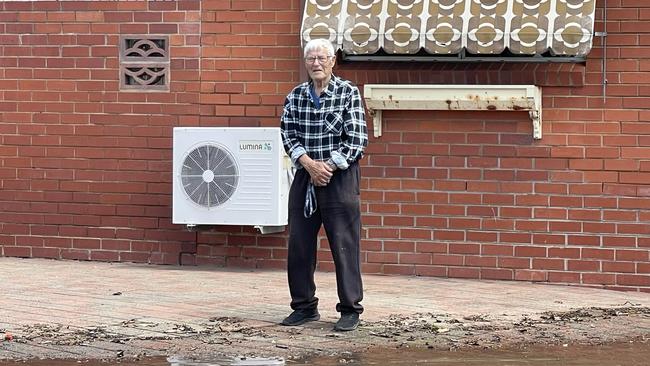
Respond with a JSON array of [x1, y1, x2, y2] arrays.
[[594, 0, 608, 102]]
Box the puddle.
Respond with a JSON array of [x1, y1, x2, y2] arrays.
[[303, 342, 650, 365], [0, 356, 285, 366], [167, 356, 285, 366], [1, 342, 648, 365]]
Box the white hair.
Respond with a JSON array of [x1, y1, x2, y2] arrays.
[[303, 38, 335, 58]]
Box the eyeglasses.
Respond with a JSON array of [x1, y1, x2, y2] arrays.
[[305, 56, 332, 64]]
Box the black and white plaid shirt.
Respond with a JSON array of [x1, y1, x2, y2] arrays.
[[281, 74, 368, 169]]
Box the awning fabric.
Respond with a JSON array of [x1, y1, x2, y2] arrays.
[[301, 0, 596, 57]]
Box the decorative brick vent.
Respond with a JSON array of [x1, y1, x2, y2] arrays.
[[119, 36, 169, 91]]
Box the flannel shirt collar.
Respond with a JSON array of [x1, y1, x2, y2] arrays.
[[304, 74, 338, 98]]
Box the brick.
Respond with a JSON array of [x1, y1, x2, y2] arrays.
[[514, 270, 547, 282], [399, 253, 431, 265], [515, 245, 548, 257], [75, 11, 103, 22], [31, 247, 60, 259], [603, 184, 637, 196], [382, 216, 414, 226], [618, 223, 650, 235], [61, 249, 90, 261], [448, 217, 481, 230], [401, 204, 433, 216], [617, 275, 650, 287], [481, 268, 513, 280], [400, 228, 432, 240], [582, 248, 615, 260], [498, 257, 530, 269], [604, 159, 640, 171], [414, 265, 447, 277], [532, 258, 565, 270], [448, 243, 480, 255], [427, 206, 461, 220], [567, 235, 600, 246], [548, 271, 581, 284], [416, 242, 447, 253], [604, 210, 638, 222], [90, 251, 120, 262], [433, 230, 464, 241], [466, 231, 497, 243], [384, 241, 415, 252], [603, 236, 637, 248], [548, 247, 580, 259], [432, 254, 463, 266], [620, 172, 650, 184], [582, 273, 616, 285], [567, 260, 600, 272], [499, 233, 531, 244], [569, 110, 603, 121], [383, 264, 416, 275], [73, 238, 101, 250], [533, 208, 566, 219], [569, 159, 603, 170], [463, 255, 495, 267], [448, 267, 480, 279], [368, 203, 399, 214], [367, 252, 398, 264], [3, 246, 31, 257], [603, 261, 637, 273]]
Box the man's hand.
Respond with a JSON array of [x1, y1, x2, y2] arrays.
[[299, 155, 333, 187]]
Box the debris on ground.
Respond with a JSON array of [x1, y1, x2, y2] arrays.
[[3, 307, 650, 361]]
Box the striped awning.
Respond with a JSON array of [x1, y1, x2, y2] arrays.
[[301, 0, 596, 57]]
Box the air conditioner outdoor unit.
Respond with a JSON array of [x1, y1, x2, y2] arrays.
[[172, 127, 291, 233]]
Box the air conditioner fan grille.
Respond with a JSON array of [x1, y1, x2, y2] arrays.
[[180, 144, 239, 208]]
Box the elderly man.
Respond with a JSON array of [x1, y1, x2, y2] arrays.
[[280, 38, 368, 331]]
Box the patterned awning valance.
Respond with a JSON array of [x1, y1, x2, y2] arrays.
[[301, 0, 596, 57]]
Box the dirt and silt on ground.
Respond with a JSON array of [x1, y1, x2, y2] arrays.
[[2, 305, 649, 363]]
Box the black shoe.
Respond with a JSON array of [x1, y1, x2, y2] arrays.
[[334, 312, 359, 331], [281, 309, 320, 326]]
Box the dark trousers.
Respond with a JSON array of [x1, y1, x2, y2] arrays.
[[287, 162, 364, 314]]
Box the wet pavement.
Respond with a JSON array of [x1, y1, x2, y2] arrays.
[[1, 257, 649, 362], [1, 342, 650, 365]]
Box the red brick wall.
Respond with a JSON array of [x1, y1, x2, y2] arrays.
[[1, 1, 649, 292], [0, 0, 201, 264], [335, 2, 650, 292], [194, 0, 303, 268]]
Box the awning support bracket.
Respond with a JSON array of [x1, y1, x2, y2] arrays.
[[363, 84, 543, 140]]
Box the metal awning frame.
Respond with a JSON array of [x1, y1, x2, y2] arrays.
[[363, 84, 543, 140], [343, 54, 586, 63]]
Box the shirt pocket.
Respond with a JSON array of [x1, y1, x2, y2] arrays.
[[323, 112, 343, 135]]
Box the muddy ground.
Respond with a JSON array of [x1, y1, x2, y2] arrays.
[[2, 305, 649, 362]]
